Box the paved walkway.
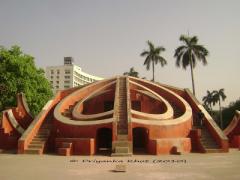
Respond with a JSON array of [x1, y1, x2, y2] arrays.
[[0, 150, 240, 180]]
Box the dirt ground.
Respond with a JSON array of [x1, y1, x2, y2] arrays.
[[0, 149, 240, 180]]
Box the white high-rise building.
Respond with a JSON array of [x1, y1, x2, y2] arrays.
[[45, 57, 103, 93]]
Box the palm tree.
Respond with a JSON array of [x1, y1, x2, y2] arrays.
[[213, 89, 226, 129], [202, 90, 214, 113], [202, 90, 218, 116], [140, 41, 167, 82], [174, 35, 209, 96], [123, 67, 139, 77]]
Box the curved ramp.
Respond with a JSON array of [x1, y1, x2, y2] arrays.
[[224, 111, 240, 136], [224, 111, 240, 148]]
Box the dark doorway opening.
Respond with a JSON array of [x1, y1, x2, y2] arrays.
[[132, 101, 141, 111], [96, 128, 112, 155], [104, 101, 114, 112], [133, 127, 148, 154]]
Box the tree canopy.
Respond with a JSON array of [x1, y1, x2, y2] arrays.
[[123, 67, 139, 77], [222, 98, 240, 128], [0, 45, 53, 116], [174, 35, 209, 95], [140, 41, 167, 82], [212, 88, 226, 129]]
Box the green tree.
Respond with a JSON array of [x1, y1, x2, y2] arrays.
[[222, 98, 240, 128], [140, 41, 167, 82], [174, 35, 209, 95], [123, 67, 139, 77], [213, 89, 226, 129], [0, 45, 53, 116], [202, 90, 216, 114]]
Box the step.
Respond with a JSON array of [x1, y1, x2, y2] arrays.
[[118, 128, 128, 131], [24, 148, 42, 154], [113, 141, 130, 147], [32, 139, 47, 143], [118, 129, 128, 134], [35, 133, 49, 137], [28, 144, 44, 149], [30, 141, 44, 145], [115, 147, 129, 153], [33, 137, 47, 140], [117, 135, 128, 140], [205, 148, 224, 153]]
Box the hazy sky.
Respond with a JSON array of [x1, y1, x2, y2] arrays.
[[0, 0, 239, 107]]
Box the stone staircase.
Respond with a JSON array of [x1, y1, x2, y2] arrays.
[[193, 123, 223, 153], [112, 134, 132, 156], [112, 77, 132, 156], [117, 77, 128, 134], [24, 121, 51, 154], [199, 127, 223, 153]]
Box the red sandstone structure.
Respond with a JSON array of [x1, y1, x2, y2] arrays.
[[0, 76, 230, 156], [224, 111, 240, 149]]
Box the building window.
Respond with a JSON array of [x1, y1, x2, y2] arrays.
[[56, 81, 59, 84], [55, 85, 59, 88], [50, 81, 53, 84], [64, 85, 70, 88], [50, 76, 53, 79], [64, 80, 70, 83], [51, 70, 54, 74], [65, 70, 71, 74], [56, 76, 59, 79], [57, 70, 60, 74], [65, 76, 70, 79]]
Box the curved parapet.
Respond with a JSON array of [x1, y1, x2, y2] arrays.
[[129, 77, 192, 125], [11, 93, 33, 129], [54, 77, 116, 126], [0, 93, 33, 132], [18, 93, 33, 118], [224, 111, 240, 136], [224, 111, 240, 148], [6, 110, 24, 134], [72, 81, 116, 120], [127, 77, 193, 141], [130, 81, 174, 120]]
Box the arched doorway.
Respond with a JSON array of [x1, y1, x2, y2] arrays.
[[133, 127, 149, 154], [96, 128, 112, 155]]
